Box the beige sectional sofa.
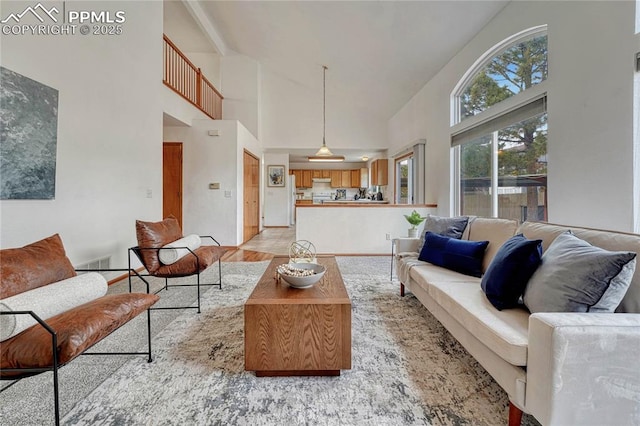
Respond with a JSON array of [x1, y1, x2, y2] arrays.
[[394, 218, 640, 426]]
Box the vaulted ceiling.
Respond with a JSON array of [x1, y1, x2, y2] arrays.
[[197, 0, 509, 122], [165, 1, 510, 161]]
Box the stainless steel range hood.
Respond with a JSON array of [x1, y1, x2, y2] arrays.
[[312, 178, 332, 183]]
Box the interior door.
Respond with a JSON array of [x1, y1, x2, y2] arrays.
[[163, 142, 183, 227], [243, 150, 260, 242]]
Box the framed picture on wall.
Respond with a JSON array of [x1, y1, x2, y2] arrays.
[[267, 165, 286, 187]]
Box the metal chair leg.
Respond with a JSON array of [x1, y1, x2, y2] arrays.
[[49, 329, 61, 426], [127, 253, 133, 292], [196, 272, 201, 314], [146, 308, 153, 363]]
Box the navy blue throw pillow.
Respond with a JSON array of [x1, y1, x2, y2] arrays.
[[419, 232, 489, 278], [481, 234, 543, 310]]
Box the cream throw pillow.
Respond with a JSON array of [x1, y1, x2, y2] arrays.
[[0, 272, 107, 341], [158, 234, 202, 265]]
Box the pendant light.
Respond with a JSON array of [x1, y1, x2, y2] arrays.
[[309, 65, 344, 162]]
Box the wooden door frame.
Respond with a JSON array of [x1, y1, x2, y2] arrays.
[[243, 149, 261, 243]]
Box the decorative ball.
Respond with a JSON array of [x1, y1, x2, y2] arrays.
[[289, 240, 316, 264]]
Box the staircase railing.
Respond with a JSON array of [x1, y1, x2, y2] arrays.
[[163, 34, 223, 120]]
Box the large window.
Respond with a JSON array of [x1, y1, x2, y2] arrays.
[[635, 1, 640, 232], [452, 26, 548, 222]]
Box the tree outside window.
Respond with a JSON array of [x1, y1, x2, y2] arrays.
[[457, 33, 548, 222]]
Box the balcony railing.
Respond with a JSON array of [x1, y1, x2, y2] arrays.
[[163, 34, 223, 120]]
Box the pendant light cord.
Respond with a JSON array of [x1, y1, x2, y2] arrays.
[[323, 65, 327, 146]]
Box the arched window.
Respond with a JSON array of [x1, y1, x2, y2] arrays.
[[451, 26, 548, 222]]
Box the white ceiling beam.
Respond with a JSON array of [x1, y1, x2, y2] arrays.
[[182, 0, 229, 56]]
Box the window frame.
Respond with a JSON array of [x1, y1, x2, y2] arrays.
[[394, 152, 413, 204], [450, 25, 548, 218], [450, 25, 548, 127]]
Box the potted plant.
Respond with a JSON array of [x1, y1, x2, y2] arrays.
[[404, 210, 427, 238]]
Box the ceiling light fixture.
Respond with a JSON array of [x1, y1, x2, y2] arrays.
[[308, 156, 345, 162], [361, 156, 369, 162], [309, 65, 344, 162]]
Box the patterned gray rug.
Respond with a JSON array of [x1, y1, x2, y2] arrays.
[[59, 257, 538, 425]]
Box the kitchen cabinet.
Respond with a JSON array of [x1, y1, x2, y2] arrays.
[[292, 170, 303, 188], [330, 170, 342, 188], [371, 159, 388, 186], [350, 170, 360, 188], [291, 168, 369, 188], [302, 170, 313, 188], [341, 170, 351, 187], [296, 200, 313, 205], [291, 169, 313, 188], [379, 160, 389, 186]]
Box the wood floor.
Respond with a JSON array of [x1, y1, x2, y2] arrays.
[[221, 227, 296, 262]]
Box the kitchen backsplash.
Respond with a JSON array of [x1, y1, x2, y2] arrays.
[[296, 182, 387, 201]]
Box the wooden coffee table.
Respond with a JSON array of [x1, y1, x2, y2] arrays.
[[244, 255, 351, 376]]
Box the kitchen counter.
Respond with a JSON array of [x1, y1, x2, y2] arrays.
[[321, 200, 390, 205], [296, 204, 438, 254], [298, 202, 438, 208]]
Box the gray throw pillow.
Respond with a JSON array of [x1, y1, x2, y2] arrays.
[[523, 231, 637, 313], [416, 215, 469, 254]]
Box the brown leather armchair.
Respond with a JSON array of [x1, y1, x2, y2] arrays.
[[0, 234, 159, 426], [129, 216, 227, 313]]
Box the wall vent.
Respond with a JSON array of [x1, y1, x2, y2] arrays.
[[75, 256, 115, 280]]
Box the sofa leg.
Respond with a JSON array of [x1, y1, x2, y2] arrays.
[[508, 401, 523, 426], [400, 283, 405, 297]]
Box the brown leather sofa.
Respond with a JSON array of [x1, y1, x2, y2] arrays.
[[0, 234, 159, 425]]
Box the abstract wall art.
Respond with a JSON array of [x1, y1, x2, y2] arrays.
[[0, 66, 59, 199], [267, 165, 285, 187]]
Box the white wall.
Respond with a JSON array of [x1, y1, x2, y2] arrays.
[[163, 85, 211, 125], [221, 53, 261, 140], [186, 52, 221, 89], [263, 153, 290, 226], [163, 119, 262, 246], [389, 0, 638, 232], [0, 1, 163, 267], [259, 66, 388, 152]]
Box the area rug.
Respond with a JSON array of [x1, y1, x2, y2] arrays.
[[62, 257, 539, 425]]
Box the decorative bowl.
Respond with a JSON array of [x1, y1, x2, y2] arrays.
[[277, 263, 326, 289]]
